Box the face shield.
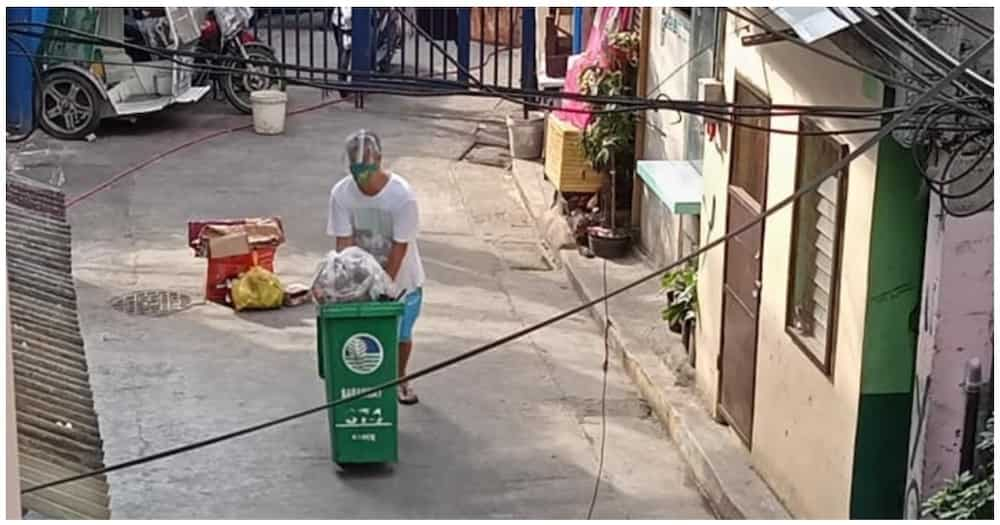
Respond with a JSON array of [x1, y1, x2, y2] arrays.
[[344, 130, 382, 187]]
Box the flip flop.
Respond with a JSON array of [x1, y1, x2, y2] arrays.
[[398, 383, 419, 405]]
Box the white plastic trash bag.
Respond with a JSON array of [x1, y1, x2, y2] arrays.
[[310, 247, 393, 304]]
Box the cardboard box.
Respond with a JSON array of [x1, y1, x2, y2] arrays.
[[187, 217, 285, 257], [208, 232, 251, 258]]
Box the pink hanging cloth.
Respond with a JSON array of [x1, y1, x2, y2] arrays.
[[553, 7, 636, 130]]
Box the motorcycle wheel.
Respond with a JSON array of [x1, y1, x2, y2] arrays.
[[221, 45, 287, 115]]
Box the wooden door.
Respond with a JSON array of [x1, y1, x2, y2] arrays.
[[718, 81, 770, 446]]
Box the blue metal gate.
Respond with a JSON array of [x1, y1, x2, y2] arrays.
[[252, 7, 536, 100]]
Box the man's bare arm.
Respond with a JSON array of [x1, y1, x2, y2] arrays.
[[386, 241, 408, 282]]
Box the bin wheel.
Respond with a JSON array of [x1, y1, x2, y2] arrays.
[[39, 70, 102, 140]]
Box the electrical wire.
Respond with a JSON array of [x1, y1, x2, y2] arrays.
[[932, 7, 992, 38], [847, 7, 980, 98], [9, 17, 993, 215], [10, 23, 983, 123], [726, 7, 989, 118], [23, 36, 989, 496], [647, 42, 715, 100], [9, 34, 989, 134], [829, 9, 941, 94], [873, 7, 994, 94], [11, 47, 982, 139], [932, 132, 993, 187], [645, 42, 716, 125], [940, 195, 994, 218], [63, 94, 349, 207], [385, 8, 933, 122], [730, 5, 995, 212], [5, 18, 976, 121], [586, 259, 611, 520]]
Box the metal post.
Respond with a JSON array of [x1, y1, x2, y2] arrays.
[[960, 358, 983, 473], [479, 9, 485, 80], [323, 9, 329, 85], [520, 7, 537, 118], [309, 10, 315, 80], [430, 9, 437, 78], [507, 8, 515, 89], [493, 8, 500, 85], [351, 7, 372, 108], [444, 9, 452, 79], [280, 8, 287, 65], [572, 7, 584, 53], [457, 8, 471, 84], [294, 9, 301, 78], [265, 8, 272, 46]]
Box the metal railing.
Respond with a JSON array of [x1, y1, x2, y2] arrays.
[[251, 7, 536, 96]]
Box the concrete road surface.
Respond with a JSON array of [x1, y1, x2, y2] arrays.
[[8, 89, 714, 519]]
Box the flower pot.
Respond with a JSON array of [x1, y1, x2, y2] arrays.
[[587, 227, 630, 260], [665, 291, 682, 333]]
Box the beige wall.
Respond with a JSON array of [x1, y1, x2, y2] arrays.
[[695, 11, 883, 518], [637, 8, 699, 268], [643, 7, 691, 161]]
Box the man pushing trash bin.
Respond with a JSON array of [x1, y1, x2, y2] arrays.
[[328, 129, 425, 405]]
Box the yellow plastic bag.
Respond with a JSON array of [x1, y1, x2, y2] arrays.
[[232, 265, 284, 311]]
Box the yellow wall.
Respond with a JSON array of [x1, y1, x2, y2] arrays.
[[695, 12, 883, 518]]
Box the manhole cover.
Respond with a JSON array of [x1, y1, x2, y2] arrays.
[[110, 290, 193, 317]]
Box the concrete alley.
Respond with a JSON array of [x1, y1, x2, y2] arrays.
[[9, 89, 714, 519]]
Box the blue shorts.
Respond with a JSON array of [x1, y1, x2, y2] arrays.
[[398, 288, 422, 343]]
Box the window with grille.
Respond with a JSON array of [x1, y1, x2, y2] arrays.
[[786, 120, 848, 374]]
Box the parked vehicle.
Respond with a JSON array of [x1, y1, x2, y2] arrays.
[[33, 7, 211, 139], [191, 7, 285, 114], [330, 8, 408, 72]]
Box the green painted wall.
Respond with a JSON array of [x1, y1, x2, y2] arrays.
[[849, 133, 929, 518]]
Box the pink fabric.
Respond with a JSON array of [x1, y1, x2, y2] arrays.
[[553, 7, 635, 130]]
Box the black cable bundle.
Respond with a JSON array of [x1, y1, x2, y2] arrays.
[[7, 20, 993, 143]]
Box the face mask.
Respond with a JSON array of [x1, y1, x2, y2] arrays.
[[350, 162, 377, 186]]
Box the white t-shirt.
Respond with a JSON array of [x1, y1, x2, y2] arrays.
[[327, 173, 426, 294]]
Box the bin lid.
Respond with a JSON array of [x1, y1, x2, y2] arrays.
[[318, 301, 404, 319]]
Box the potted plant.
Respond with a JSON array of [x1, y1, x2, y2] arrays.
[[579, 30, 638, 259], [923, 416, 994, 519], [661, 264, 698, 354]]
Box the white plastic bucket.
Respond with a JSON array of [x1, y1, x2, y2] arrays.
[[250, 90, 288, 135], [506, 112, 545, 160]]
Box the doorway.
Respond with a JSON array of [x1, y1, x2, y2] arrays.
[[718, 80, 770, 446]]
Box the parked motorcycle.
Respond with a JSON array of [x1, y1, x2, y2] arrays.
[[329, 7, 410, 96], [193, 7, 285, 114]]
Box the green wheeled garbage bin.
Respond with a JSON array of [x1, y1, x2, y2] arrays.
[[317, 301, 403, 466]]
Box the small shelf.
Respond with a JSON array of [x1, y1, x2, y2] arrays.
[[636, 160, 703, 216]]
